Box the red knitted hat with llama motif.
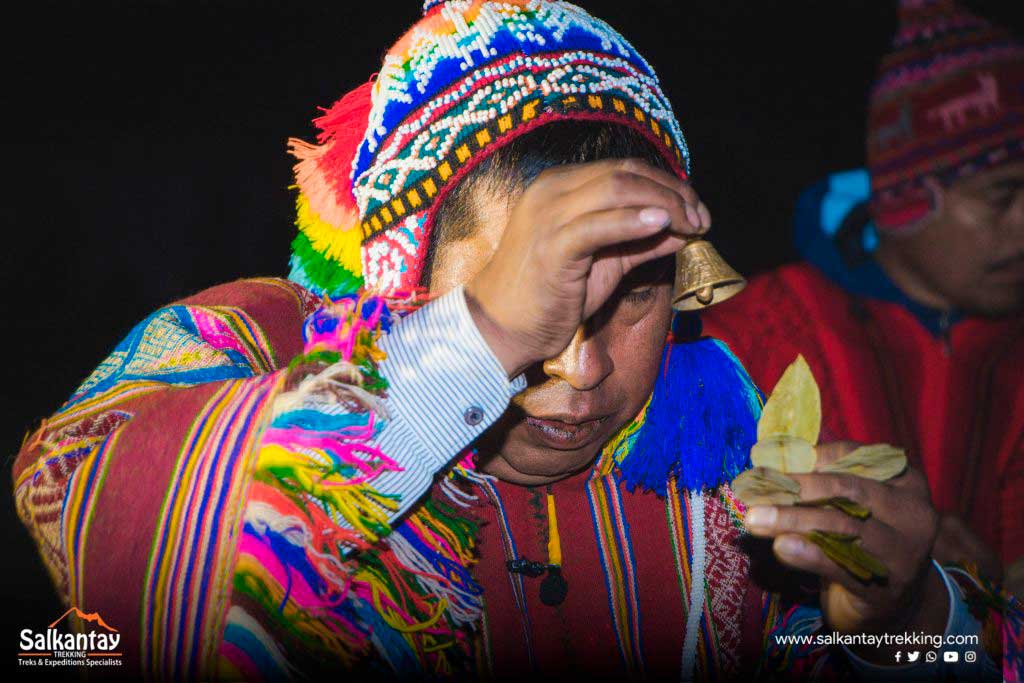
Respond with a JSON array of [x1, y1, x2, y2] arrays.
[[867, 0, 1024, 233]]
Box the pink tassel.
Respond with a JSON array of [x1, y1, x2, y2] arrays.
[[289, 139, 352, 227]]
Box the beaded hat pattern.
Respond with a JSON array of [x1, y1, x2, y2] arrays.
[[288, 0, 691, 297]]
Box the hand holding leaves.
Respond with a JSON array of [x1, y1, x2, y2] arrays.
[[731, 356, 942, 638]]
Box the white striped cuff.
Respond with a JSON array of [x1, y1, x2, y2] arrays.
[[377, 284, 527, 473]]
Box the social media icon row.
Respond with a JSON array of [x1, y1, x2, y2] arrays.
[[894, 650, 977, 663]]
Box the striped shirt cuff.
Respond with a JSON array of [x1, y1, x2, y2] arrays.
[[377, 285, 527, 471]]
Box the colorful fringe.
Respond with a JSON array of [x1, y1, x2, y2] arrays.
[[611, 337, 763, 496], [288, 210, 364, 297], [286, 81, 374, 297], [222, 294, 484, 678]]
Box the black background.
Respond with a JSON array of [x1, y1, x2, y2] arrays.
[[2, 1, 1021, 677]]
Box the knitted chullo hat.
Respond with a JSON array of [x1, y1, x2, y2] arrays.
[[866, 0, 1024, 233], [287, 0, 762, 496], [287, 0, 691, 297]]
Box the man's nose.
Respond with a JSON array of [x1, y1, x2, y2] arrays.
[[541, 325, 614, 391]]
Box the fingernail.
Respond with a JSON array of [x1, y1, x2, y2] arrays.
[[775, 535, 805, 558], [698, 203, 712, 229], [685, 205, 700, 228], [745, 506, 777, 528], [639, 207, 670, 227]]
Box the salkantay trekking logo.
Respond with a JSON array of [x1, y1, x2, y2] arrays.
[[18, 607, 122, 669]]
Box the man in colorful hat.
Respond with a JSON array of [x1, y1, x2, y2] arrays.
[[12, 1, 1015, 680], [703, 0, 1024, 640]]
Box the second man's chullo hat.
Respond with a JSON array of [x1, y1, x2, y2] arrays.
[[867, 0, 1024, 232]]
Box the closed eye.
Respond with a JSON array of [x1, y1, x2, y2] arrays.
[[623, 287, 656, 304], [988, 189, 1019, 211]]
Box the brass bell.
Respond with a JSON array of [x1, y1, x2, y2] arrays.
[[671, 239, 746, 311]]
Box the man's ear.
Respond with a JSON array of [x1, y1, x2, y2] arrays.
[[921, 175, 946, 220], [889, 175, 946, 238], [875, 176, 945, 238]]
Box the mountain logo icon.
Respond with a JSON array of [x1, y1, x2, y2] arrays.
[[48, 607, 118, 633]]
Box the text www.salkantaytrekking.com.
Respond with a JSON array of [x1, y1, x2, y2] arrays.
[[773, 631, 979, 649]]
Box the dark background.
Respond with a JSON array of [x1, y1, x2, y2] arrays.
[[2, 0, 1020, 677]]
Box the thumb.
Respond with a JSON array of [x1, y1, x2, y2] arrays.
[[822, 582, 870, 634]]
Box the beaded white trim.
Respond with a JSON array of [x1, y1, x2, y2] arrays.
[[680, 489, 706, 682], [351, 0, 688, 215], [354, 54, 686, 214]]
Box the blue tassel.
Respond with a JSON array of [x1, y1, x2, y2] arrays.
[[616, 333, 763, 496]]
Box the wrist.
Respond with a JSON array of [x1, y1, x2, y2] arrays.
[[464, 283, 533, 379], [848, 561, 949, 665], [899, 560, 950, 635]]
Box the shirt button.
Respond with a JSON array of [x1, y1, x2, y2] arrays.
[[464, 406, 485, 426]]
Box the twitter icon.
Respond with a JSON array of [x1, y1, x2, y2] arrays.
[[907, 651, 920, 662]]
